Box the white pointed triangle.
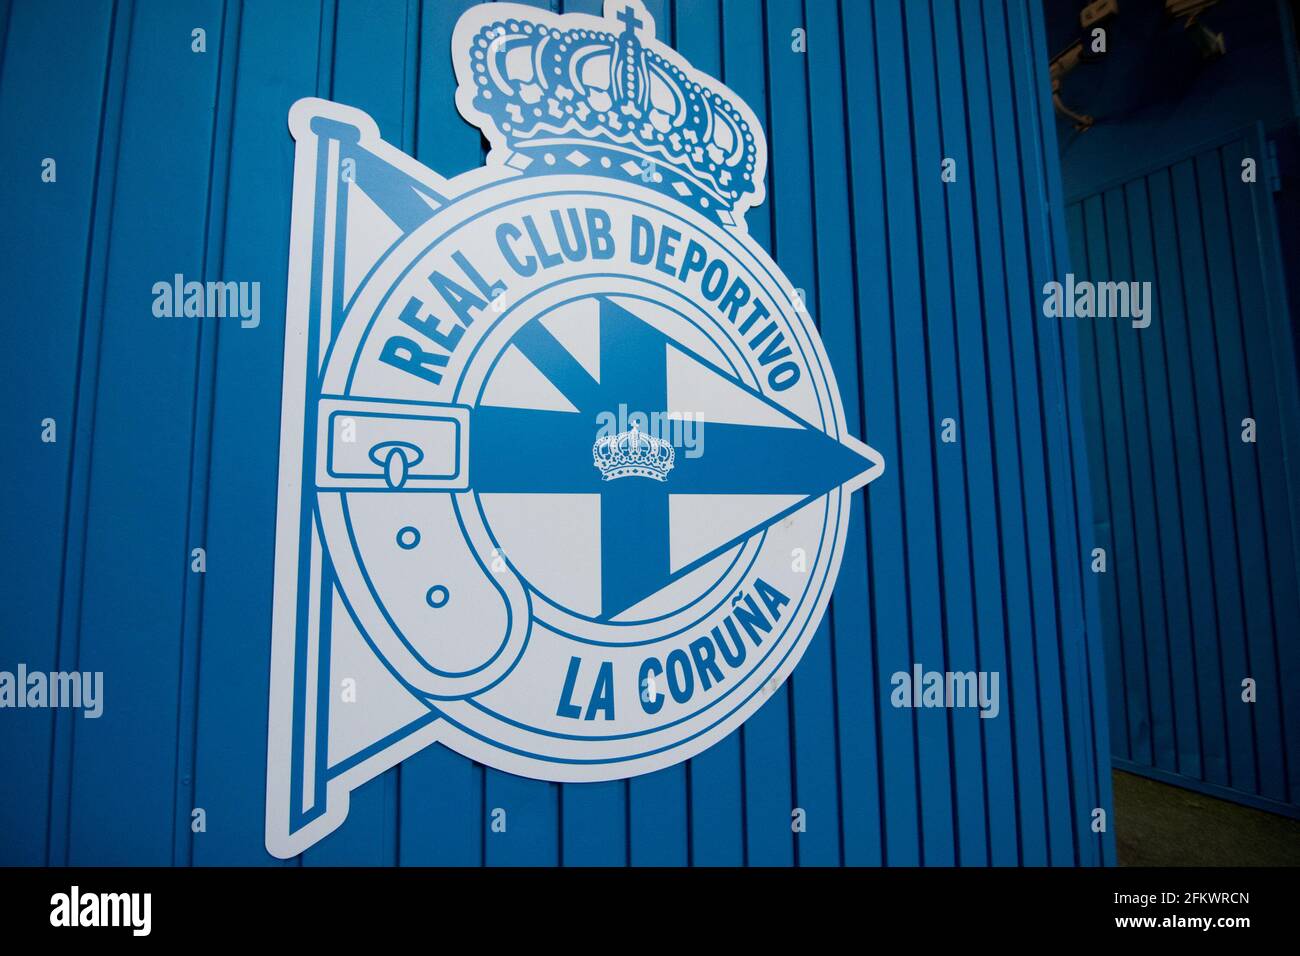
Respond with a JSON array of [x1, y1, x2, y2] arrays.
[[480, 344, 580, 412], [666, 344, 800, 428], [540, 299, 601, 383], [668, 493, 807, 573], [325, 587, 431, 769], [415, 189, 442, 213], [343, 179, 405, 304]]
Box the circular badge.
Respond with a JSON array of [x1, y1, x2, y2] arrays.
[[314, 173, 880, 779]]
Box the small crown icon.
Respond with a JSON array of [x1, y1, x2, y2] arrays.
[[593, 420, 675, 482], [453, 0, 767, 225]]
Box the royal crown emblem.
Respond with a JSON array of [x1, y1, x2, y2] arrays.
[[593, 420, 675, 481], [455, 0, 764, 225], [267, 0, 884, 859]]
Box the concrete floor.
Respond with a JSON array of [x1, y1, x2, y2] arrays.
[[1114, 770, 1300, 866]]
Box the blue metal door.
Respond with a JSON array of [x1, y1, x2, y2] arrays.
[[0, 0, 1113, 866], [1066, 124, 1300, 819]]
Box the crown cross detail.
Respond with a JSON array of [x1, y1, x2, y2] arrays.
[[616, 6, 643, 34]]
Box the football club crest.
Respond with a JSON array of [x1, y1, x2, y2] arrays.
[[267, 0, 884, 858]]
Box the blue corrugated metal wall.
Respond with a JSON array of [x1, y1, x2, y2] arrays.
[[0, 0, 1113, 865], [1066, 126, 1300, 820]]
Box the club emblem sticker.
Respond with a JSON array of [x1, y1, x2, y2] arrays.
[[266, 0, 884, 858]]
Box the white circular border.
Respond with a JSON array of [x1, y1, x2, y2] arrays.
[[319, 173, 855, 781]]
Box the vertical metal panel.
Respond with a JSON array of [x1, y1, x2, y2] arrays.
[[0, 0, 1114, 864], [940, 0, 1017, 865], [914, 1, 987, 868], [0, 0, 116, 866], [70, 0, 225, 866], [1066, 126, 1300, 819], [190, 0, 322, 867], [1030, 0, 1115, 867], [841, 0, 918, 866], [811, 0, 882, 867]]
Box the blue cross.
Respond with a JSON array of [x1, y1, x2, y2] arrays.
[[616, 6, 644, 35], [471, 298, 870, 619]]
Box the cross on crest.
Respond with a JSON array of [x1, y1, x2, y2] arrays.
[[617, 5, 644, 35]]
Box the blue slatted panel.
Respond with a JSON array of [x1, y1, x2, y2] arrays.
[[0, 0, 115, 866], [1065, 126, 1300, 819], [0, 0, 1115, 865], [1218, 138, 1300, 811], [1144, 168, 1231, 785], [842, 0, 920, 866], [936, 0, 1015, 865], [67, 0, 225, 866], [1002, 0, 1081, 867], [985, 0, 1059, 864], [190, 0, 324, 868], [766, 0, 840, 868], [808, 0, 882, 867], [1021, 0, 1113, 867], [718, 0, 794, 868], [880, 0, 959, 866], [902, 0, 984, 867], [1121, 178, 1200, 782]]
